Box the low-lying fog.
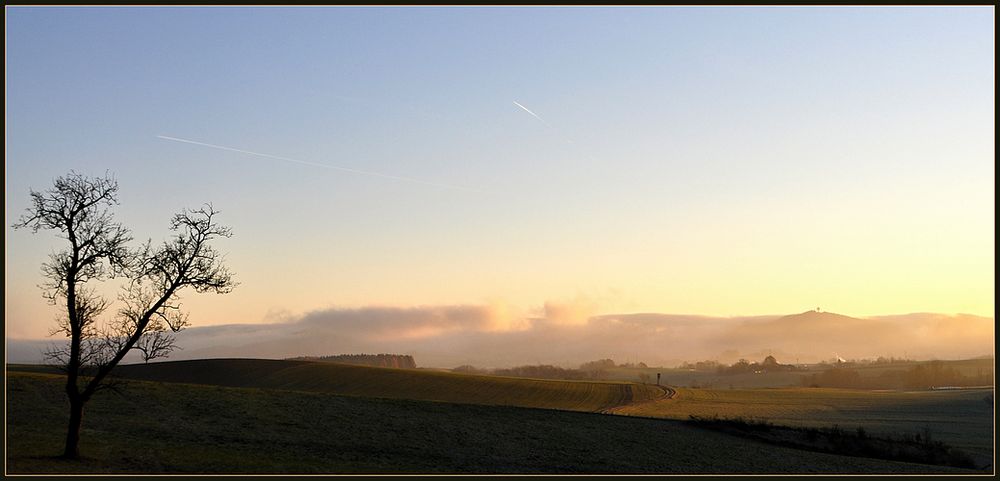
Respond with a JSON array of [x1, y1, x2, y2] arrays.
[[8, 305, 993, 368]]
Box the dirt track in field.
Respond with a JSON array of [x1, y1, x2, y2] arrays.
[[601, 384, 676, 414]]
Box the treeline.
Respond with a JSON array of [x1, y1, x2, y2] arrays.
[[678, 360, 722, 371], [453, 364, 609, 380], [682, 356, 917, 373], [453, 358, 645, 381], [288, 354, 416, 369], [812, 356, 915, 369], [683, 356, 800, 375], [802, 361, 993, 389]]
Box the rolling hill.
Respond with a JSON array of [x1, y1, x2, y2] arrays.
[[712, 310, 993, 362], [107, 358, 665, 413]]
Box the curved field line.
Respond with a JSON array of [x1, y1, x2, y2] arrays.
[[601, 385, 677, 414]]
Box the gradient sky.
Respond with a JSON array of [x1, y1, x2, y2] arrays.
[[5, 6, 995, 340]]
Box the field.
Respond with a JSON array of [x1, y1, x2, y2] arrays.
[[103, 359, 665, 413], [5, 371, 979, 474], [604, 357, 996, 389], [606, 367, 809, 388], [615, 386, 995, 466], [839, 358, 995, 381]]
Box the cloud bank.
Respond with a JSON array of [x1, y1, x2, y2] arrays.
[[7, 306, 993, 368]]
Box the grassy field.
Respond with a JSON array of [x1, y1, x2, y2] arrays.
[[615, 386, 995, 466], [606, 367, 809, 388], [938, 357, 996, 377], [604, 358, 995, 389], [97, 359, 664, 413], [5, 371, 980, 474], [835, 359, 993, 380]]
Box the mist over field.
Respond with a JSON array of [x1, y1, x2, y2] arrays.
[[8, 308, 992, 368]]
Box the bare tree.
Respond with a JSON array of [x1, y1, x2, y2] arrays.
[[13, 171, 237, 459]]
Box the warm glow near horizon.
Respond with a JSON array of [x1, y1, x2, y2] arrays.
[[5, 7, 994, 348]]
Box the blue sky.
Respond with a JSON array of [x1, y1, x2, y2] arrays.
[[6, 6, 994, 339]]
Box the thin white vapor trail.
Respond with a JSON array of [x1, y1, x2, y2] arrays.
[[512, 101, 583, 149], [155, 135, 482, 193], [512, 100, 551, 127]]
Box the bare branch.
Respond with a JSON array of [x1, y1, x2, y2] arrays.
[[84, 204, 237, 398], [134, 325, 182, 363], [12, 171, 237, 459]]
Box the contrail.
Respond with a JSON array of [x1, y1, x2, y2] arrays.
[[156, 135, 482, 193], [513, 101, 579, 147], [512, 100, 551, 127]]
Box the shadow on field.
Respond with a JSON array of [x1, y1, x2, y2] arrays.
[[686, 415, 983, 471]]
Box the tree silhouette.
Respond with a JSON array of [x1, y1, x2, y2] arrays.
[[12, 171, 237, 459]]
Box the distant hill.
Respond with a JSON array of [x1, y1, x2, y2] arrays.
[[286, 353, 416, 369], [712, 310, 993, 362], [108, 358, 664, 413], [778, 309, 864, 324]]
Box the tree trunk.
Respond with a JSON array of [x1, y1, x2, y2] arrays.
[[63, 398, 84, 459]]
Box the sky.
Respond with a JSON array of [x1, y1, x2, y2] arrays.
[[5, 7, 995, 357]]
